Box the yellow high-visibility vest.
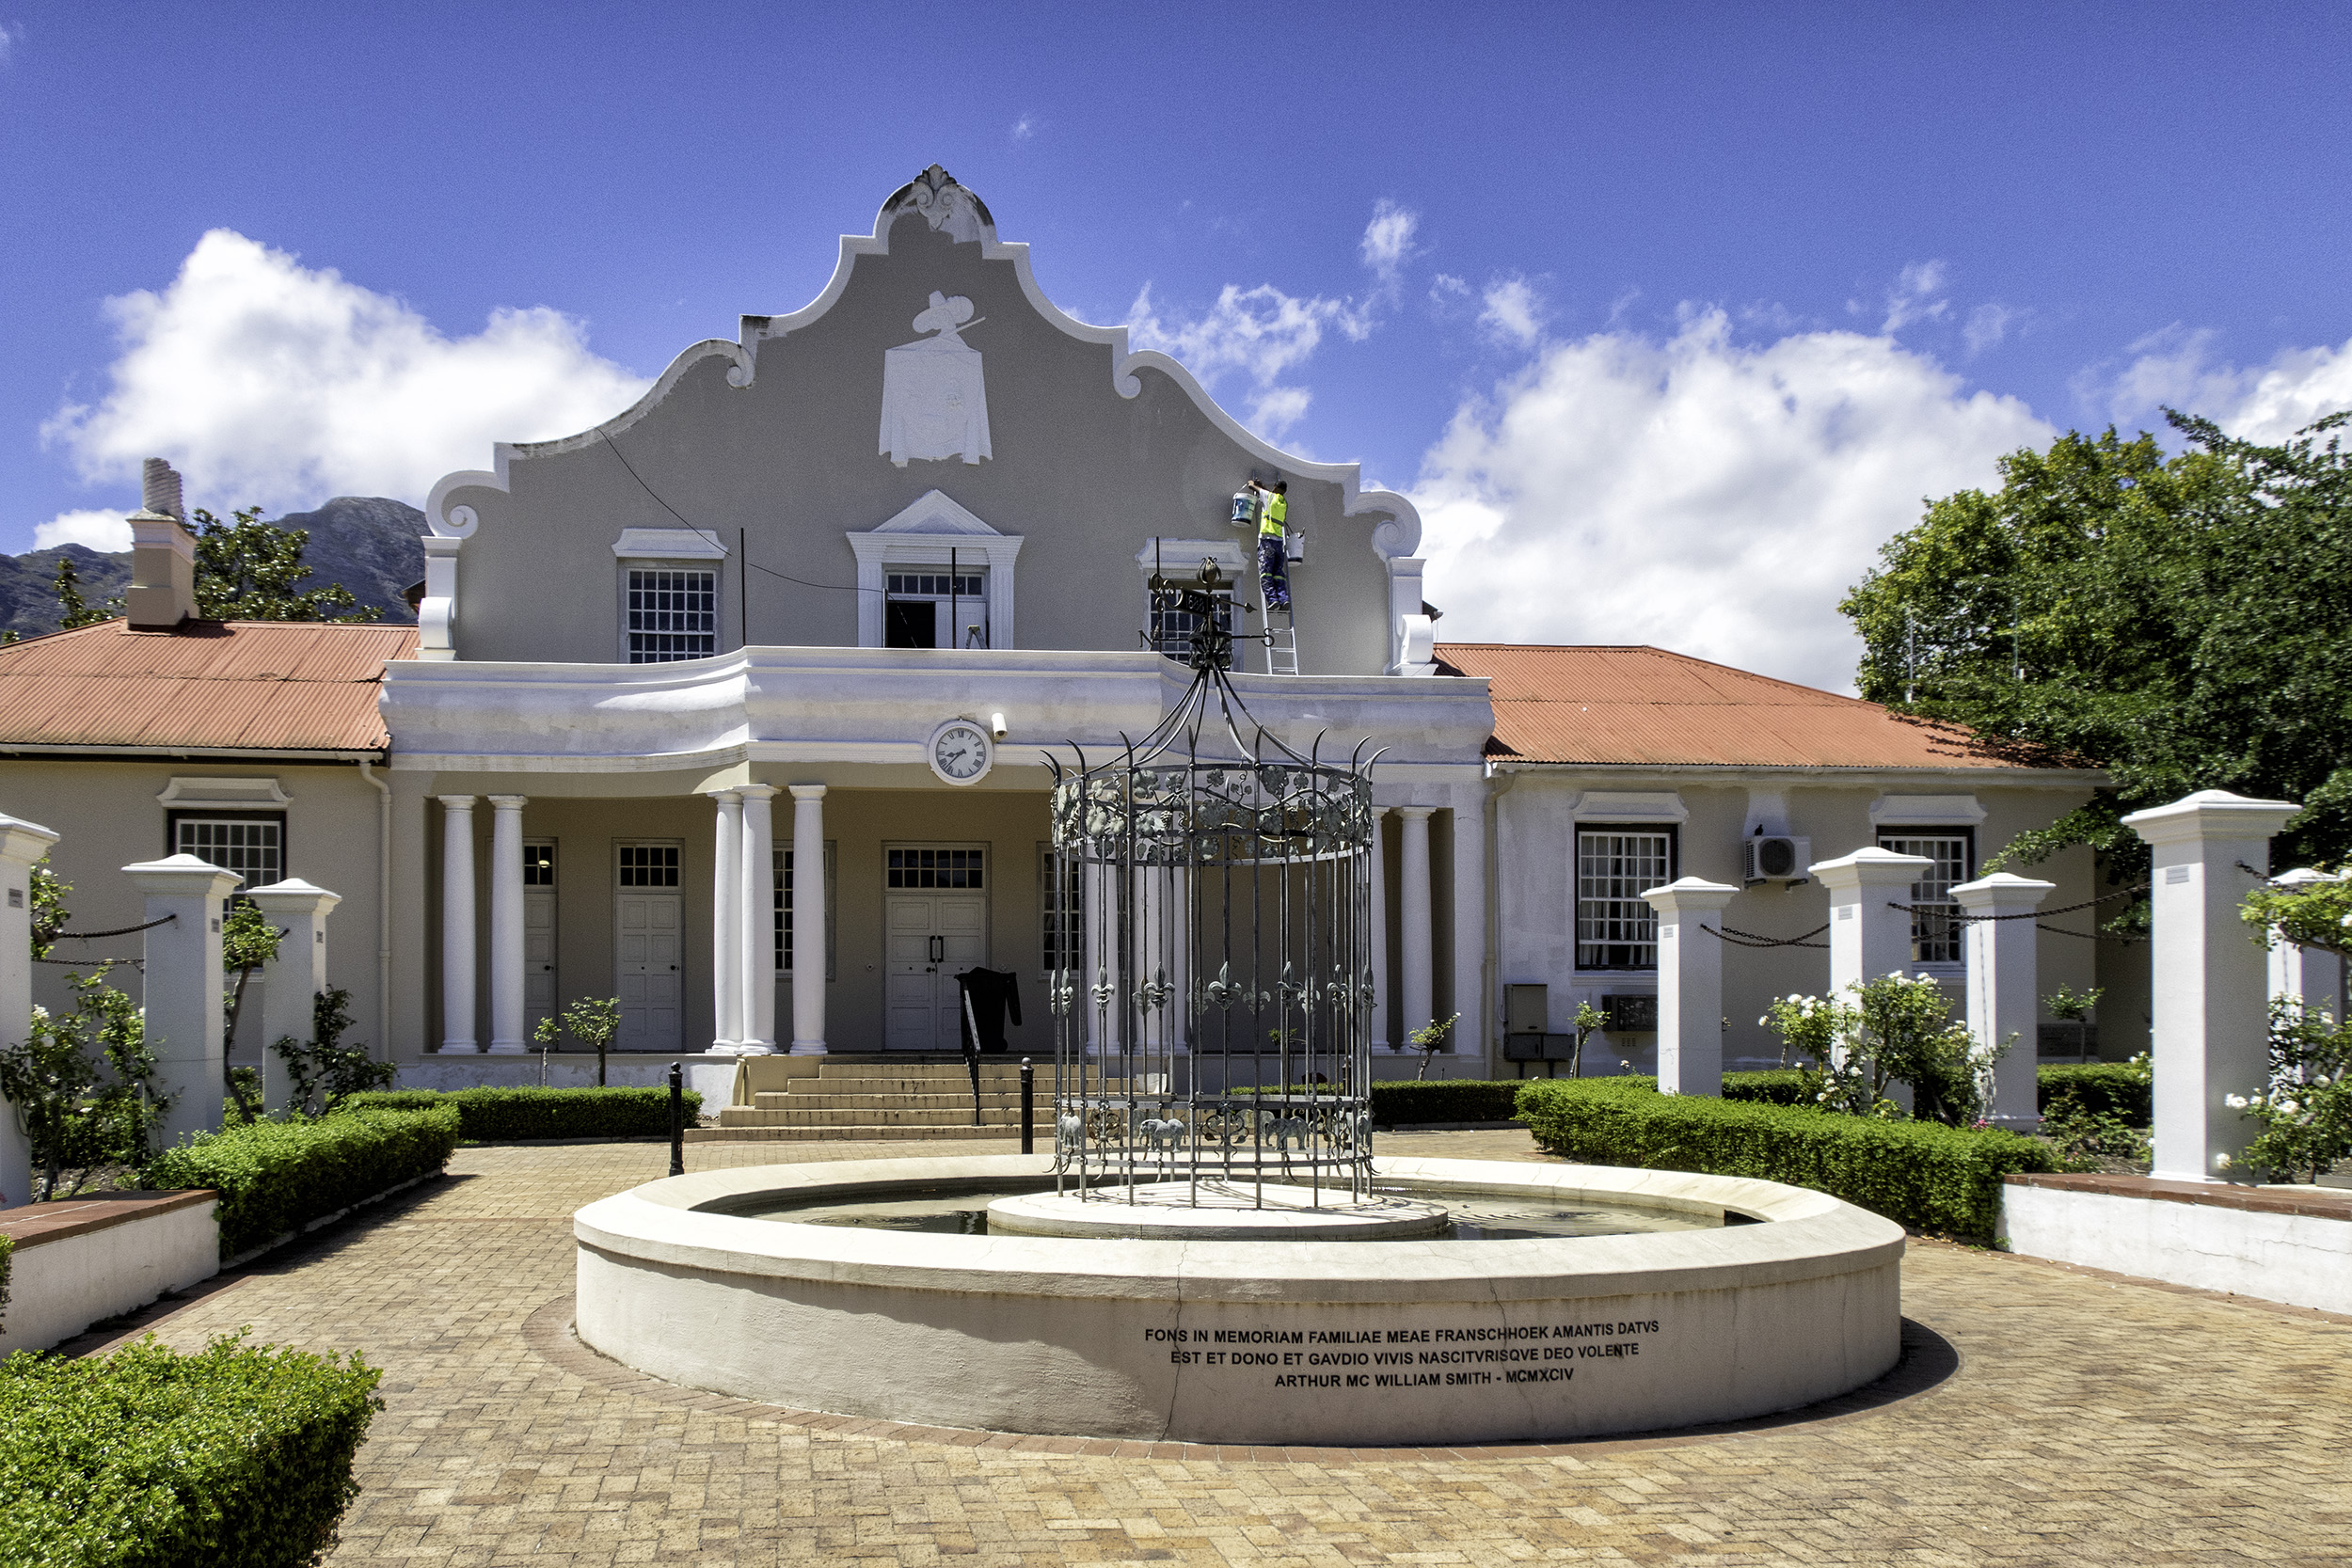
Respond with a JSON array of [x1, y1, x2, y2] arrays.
[[1260, 492, 1287, 537]]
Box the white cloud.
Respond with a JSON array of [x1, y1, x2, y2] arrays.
[[0, 23, 20, 65], [1877, 260, 1950, 333], [1125, 200, 1410, 440], [41, 229, 649, 515], [1413, 310, 2053, 692], [1963, 303, 2014, 356], [33, 510, 133, 552], [2098, 326, 2352, 443], [1010, 113, 1036, 142], [1429, 273, 1470, 308], [1478, 277, 1544, 349], [1359, 199, 1418, 286]]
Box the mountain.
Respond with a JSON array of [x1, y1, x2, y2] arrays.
[[0, 497, 429, 638]]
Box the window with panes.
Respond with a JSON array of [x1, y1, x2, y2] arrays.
[[168, 813, 284, 895], [615, 844, 680, 887], [772, 843, 835, 979], [1038, 844, 1082, 976], [1575, 826, 1676, 970], [1147, 590, 1235, 670], [886, 847, 983, 888], [1877, 830, 1973, 965], [625, 567, 717, 662]]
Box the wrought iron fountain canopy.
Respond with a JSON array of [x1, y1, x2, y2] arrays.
[[1046, 565, 1379, 1205]]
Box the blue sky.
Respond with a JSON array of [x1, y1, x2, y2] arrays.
[[5, 1, 2348, 688]]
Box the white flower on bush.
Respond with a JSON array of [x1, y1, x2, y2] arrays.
[[2215, 1153, 2234, 1171], [2225, 1093, 2250, 1109]]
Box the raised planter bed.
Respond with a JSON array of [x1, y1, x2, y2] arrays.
[[1999, 1173, 2351, 1314], [0, 1190, 219, 1351]]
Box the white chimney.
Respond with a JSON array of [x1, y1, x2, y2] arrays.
[[126, 457, 198, 630]]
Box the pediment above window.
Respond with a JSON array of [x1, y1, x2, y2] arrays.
[[866, 489, 1003, 537]]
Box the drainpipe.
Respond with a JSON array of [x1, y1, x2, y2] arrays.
[[1483, 762, 1517, 1080], [359, 758, 393, 1059]]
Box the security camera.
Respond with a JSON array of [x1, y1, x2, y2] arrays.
[[989, 712, 1008, 740]]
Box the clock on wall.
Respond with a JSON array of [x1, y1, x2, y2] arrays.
[[928, 718, 993, 785]]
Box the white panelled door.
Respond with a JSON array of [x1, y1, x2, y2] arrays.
[[524, 839, 558, 1036], [883, 845, 987, 1051], [614, 841, 683, 1053]]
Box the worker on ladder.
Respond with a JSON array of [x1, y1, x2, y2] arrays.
[[1256, 481, 1291, 610]]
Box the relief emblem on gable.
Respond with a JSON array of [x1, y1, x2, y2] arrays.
[[880, 290, 993, 467]]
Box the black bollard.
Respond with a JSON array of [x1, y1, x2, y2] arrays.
[[1020, 1057, 1035, 1154], [668, 1061, 685, 1177]]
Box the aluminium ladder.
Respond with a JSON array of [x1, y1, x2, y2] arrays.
[[1257, 548, 1298, 676]]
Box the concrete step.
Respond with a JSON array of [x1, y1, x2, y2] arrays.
[[686, 1123, 1023, 1144], [743, 1100, 1021, 1109], [717, 1106, 1022, 1128]]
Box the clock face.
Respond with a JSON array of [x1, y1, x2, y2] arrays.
[[930, 721, 991, 784]]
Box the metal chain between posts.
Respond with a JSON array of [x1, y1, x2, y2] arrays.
[[1702, 923, 1830, 950], [49, 913, 178, 940]]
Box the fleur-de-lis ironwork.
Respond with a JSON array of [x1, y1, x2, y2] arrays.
[[1136, 966, 1172, 1013], [1090, 967, 1117, 1008]]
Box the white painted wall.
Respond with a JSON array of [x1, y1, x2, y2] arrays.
[[1999, 1183, 2350, 1316], [3, 1198, 219, 1351]]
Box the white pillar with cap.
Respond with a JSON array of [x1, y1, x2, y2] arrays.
[[2265, 868, 2347, 1023], [2123, 789, 2301, 1182], [0, 813, 60, 1208], [1950, 872, 2054, 1130], [438, 795, 477, 1052], [246, 879, 342, 1113], [1367, 807, 1390, 1051], [788, 784, 828, 1055], [738, 784, 778, 1054], [1644, 877, 1739, 1096], [486, 794, 529, 1053], [123, 854, 241, 1148]]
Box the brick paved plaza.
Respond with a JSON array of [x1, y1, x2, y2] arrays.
[[103, 1131, 2352, 1565]]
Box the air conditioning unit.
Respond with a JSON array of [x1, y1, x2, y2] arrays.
[[1742, 835, 1811, 885]]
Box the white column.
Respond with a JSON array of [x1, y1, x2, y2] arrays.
[[788, 785, 828, 1055], [1810, 847, 1935, 993], [122, 854, 241, 1149], [2266, 868, 2347, 1023], [1950, 872, 2055, 1131], [1133, 867, 1189, 1054], [246, 879, 342, 1113], [437, 795, 477, 1053], [486, 795, 528, 1053], [708, 790, 742, 1053], [738, 785, 778, 1054], [1644, 877, 1738, 1096], [1449, 802, 1486, 1071], [1367, 808, 1390, 1052], [2124, 789, 2300, 1182], [0, 813, 60, 1208], [1397, 807, 1435, 1048], [1081, 859, 1114, 1055]]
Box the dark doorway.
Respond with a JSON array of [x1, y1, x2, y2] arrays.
[[885, 600, 937, 648]]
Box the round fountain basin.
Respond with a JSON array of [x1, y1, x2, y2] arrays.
[[574, 1154, 1905, 1448], [986, 1180, 1451, 1240]]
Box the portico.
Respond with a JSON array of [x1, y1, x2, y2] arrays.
[[392, 647, 1493, 1066]]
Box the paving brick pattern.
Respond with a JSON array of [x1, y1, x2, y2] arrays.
[[119, 1131, 2352, 1566]]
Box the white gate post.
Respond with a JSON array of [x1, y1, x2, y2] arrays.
[[2265, 868, 2347, 1024], [0, 813, 60, 1209], [1811, 847, 1935, 992], [2123, 790, 2301, 1182], [1643, 877, 1738, 1096], [246, 879, 342, 1113], [1950, 872, 2055, 1130], [122, 854, 242, 1150]]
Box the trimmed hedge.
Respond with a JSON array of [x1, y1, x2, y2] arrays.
[[0, 1332, 382, 1568], [1514, 1076, 2058, 1243], [2037, 1063, 2152, 1123], [340, 1085, 702, 1142], [1370, 1080, 1524, 1124], [139, 1107, 462, 1259], [0, 1233, 11, 1334], [1724, 1069, 1812, 1106]]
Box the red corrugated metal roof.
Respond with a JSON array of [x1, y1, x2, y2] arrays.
[[0, 620, 417, 753], [1436, 643, 2065, 771]]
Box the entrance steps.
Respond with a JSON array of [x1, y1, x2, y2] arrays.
[[695, 1054, 1128, 1144]]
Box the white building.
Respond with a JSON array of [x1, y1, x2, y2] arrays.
[[0, 168, 2115, 1087]]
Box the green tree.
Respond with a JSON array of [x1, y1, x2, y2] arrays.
[[534, 997, 625, 1086], [0, 966, 174, 1200], [192, 507, 378, 623], [51, 555, 114, 630], [1841, 410, 2352, 887]]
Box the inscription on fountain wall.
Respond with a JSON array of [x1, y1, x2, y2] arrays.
[[1145, 1320, 1666, 1390]]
